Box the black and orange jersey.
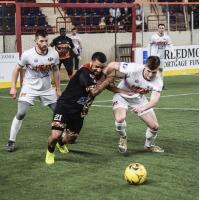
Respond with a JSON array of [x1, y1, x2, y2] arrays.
[[57, 64, 104, 117], [50, 36, 75, 60]]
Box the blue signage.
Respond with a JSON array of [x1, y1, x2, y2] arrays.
[[143, 50, 148, 64]]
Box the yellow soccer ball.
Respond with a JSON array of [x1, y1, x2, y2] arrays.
[[124, 163, 147, 185]]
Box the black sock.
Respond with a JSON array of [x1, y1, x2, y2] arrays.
[[58, 138, 65, 146], [48, 145, 55, 153]]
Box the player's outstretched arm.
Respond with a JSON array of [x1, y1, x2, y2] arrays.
[[88, 78, 112, 97], [132, 91, 161, 114], [10, 64, 21, 99], [107, 83, 132, 96], [103, 62, 119, 75], [52, 65, 61, 97]]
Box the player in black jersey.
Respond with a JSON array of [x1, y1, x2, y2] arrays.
[[50, 28, 80, 79], [45, 52, 112, 164]]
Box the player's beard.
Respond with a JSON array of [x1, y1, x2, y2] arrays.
[[37, 44, 48, 54], [93, 71, 101, 76]]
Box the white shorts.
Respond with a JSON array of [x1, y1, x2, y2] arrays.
[[112, 93, 153, 116], [159, 59, 165, 70], [18, 85, 57, 106]]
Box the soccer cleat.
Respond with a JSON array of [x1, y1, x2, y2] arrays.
[[5, 140, 16, 152], [144, 145, 164, 153], [56, 143, 69, 154], [45, 150, 55, 165], [118, 136, 127, 153]]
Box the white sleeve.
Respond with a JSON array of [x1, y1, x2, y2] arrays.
[[166, 36, 175, 57], [52, 51, 60, 70], [152, 78, 163, 92], [54, 51, 60, 65], [149, 34, 159, 44], [149, 34, 159, 56], [118, 62, 139, 74], [18, 52, 28, 68], [78, 35, 81, 42]]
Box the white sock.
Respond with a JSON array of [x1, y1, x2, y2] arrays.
[[115, 121, 127, 138], [9, 116, 23, 142], [145, 128, 157, 147]]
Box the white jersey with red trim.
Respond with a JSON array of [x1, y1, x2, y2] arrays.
[[18, 47, 59, 91], [149, 33, 174, 59], [69, 34, 81, 51], [117, 62, 163, 98]]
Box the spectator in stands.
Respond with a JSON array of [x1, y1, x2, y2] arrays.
[[106, 16, 115, 26], [136, 15, 142, 30], [117, 19, 126, 31], [136, 4, 142, 17], [50, 28, 80, 79], [69, 27, 82, 70], [120, 7, 128, 16], [109, 8, 121, 18], [99, 16, 106, 29]]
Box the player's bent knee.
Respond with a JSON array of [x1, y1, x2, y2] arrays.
[[115, 117, 126, 123], [16, 113, 26, 120], [149, 123, 159, 132], [62, 129, 78, 144], [52, 130, 62, 140]]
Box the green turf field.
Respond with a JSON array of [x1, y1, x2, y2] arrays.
[[0, 75, 198, 200]]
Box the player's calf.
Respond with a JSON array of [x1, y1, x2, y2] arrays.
[[144, 127, 164, 153], [62, 129, 78, 144], [115, 121, 128, 153]]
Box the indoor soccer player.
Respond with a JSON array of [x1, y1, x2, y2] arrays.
[[104, 56, 164, 154], [6, 29, 61, 152], [50, 28, 80, 79], [45, 52, 114, 164], [149, 23, 174, 89]]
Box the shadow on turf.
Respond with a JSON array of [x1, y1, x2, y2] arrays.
[[119, 148, 156, 157], [122, 179, 155, 188], [56, 149, 112, 164], [69, 149, 99, 156]]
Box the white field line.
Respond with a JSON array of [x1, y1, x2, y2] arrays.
[[0, 92, 198, 101], [0, 92, 198, 111], [91, 104, 199, 111], [93, 92, 199, 103]]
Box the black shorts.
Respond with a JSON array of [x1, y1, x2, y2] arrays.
[[59, 59, 73, 76], [51, 103, 83, 134]]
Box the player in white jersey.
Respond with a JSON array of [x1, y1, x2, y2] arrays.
[[104, 56, 164, 153], [149, 24, 174, 78], [5, 29, 61, 152], [69, 27, 82, 70]]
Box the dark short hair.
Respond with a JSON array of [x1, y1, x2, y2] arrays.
[[146, 56, 160, 70], [92, 52, 107, 63], [35, 29, 48, 38], [60, 28, 66, 32], [158, 23, 165, 28]]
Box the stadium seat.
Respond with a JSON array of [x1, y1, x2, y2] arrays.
[[38, 15, 46, 26], [66, 8, 74, 16], [79, 0, 88, 3]]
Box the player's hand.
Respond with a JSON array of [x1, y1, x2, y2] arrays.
[[10, 87, 17, 99], [77, 56, 82, 60], [131, 106, 145, 114], [86, 85, 96, 92], [56, 88, 62, 97]]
